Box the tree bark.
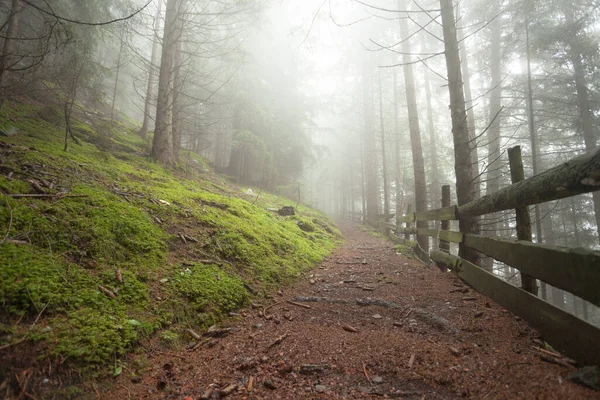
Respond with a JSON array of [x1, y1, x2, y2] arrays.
[[172, 38, 183, 161], [378, 70, 390, 221], [524, 19, 545, 245], [138, 0, 163, 138], [393, 69, 403, 220], [0, 0, 22, 109], [110, 23, 126, 127], [486, 16, 502, 212], [421, 38, 440, 216], [399, 0, 428, 252], [439, 0, 478, 263], [564, 5, 600, 244], [456, 3, 480, 200], [362, 57, 379, 223], [151, 0, 183, 166]]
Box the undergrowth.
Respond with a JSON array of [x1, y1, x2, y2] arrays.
[[0, 100, 340, 381]]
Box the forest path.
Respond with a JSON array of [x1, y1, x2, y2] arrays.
[[107, 222, 594, 399]]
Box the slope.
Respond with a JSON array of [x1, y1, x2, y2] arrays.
[[0, 100, 340, 397]]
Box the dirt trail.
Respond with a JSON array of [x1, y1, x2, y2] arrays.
[[107, 222, 596, 399]]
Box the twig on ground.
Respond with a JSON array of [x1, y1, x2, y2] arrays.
[[0, 302, 49, 351], [0, 198, 13, 245], [186, 329, 201, 340], [263, 301, 283, 319], [268, 333, 288, 348], [4, 193, 88, 199], [362, 361, 371, 383], [286, 300, 311, 309], [156, 351, 186, 360]]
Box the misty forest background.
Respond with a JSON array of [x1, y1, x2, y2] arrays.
[[1, 0, 599, 323]]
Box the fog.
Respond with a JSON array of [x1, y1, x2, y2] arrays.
[[2, 0, 600, 320]]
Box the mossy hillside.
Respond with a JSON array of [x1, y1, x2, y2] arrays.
[[0, 100, 340, 371]]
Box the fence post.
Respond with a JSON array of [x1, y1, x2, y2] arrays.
[[404, 204, 412, 241], [440, 185, 451, 253], [508, 146, 538, 295]]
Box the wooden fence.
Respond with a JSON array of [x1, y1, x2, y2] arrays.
[[373, 146, 600, 365]]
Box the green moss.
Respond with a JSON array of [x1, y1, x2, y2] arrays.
[[394, 242, 417, 258], [169, 263, 248, 325], [0, 245, 152, 364], [0, 99, 340, 373]]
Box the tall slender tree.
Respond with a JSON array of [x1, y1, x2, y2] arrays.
[[138, 0, 163, 138], [398, 0, 428, 251], [439, 0, 478, 263], [362, 57, 380, 222], [456, 3, 480, 200], [378, 70, 390, 220], [151, 0, 184, 166]]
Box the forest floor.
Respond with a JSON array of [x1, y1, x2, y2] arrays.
[[103, 222, 596, 400]]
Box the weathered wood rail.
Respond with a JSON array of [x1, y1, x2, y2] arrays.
[[373, 147, 600, 365]]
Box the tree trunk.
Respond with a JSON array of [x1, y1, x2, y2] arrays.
[[421, 37, 440, 216], [151, 0, 183, 166], [524, 19, 544, 246], [565, 8, 600, 244], [486, 16, 502, 211], [172, 38, 183, 161], [393, 69, 403, 220], [361, 147, 367, 222], [0, 0, 22, 109], [399, 0, 428, 251], [378, 70, 390, 221], [456, 3, 480, 200], [138, 0, 163, 138], [362, 58, 379, 223], [110, 23, 126, 127], [439, 0, 478, 263]]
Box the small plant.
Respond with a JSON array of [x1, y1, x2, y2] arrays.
[[160, 330, 179, 345]]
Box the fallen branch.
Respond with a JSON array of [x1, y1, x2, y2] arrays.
[[413, 308, 457, 333], [184, 234, 199, 243], [268, 333, 288, 348], [156, 350, 186, 360], [292, 296, 401, 309], [219, 383, 238, 396], [539, 354, 575, 369], [4, 193, 89, 199], [203, 326, 232, 338], [293, 296, 349, 304], [263, 301, 283, 319], [532, 347, 576, 365], [286, 300, 311, 309], [362, 361, 371, 383], [186, 329, 201, 340]]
